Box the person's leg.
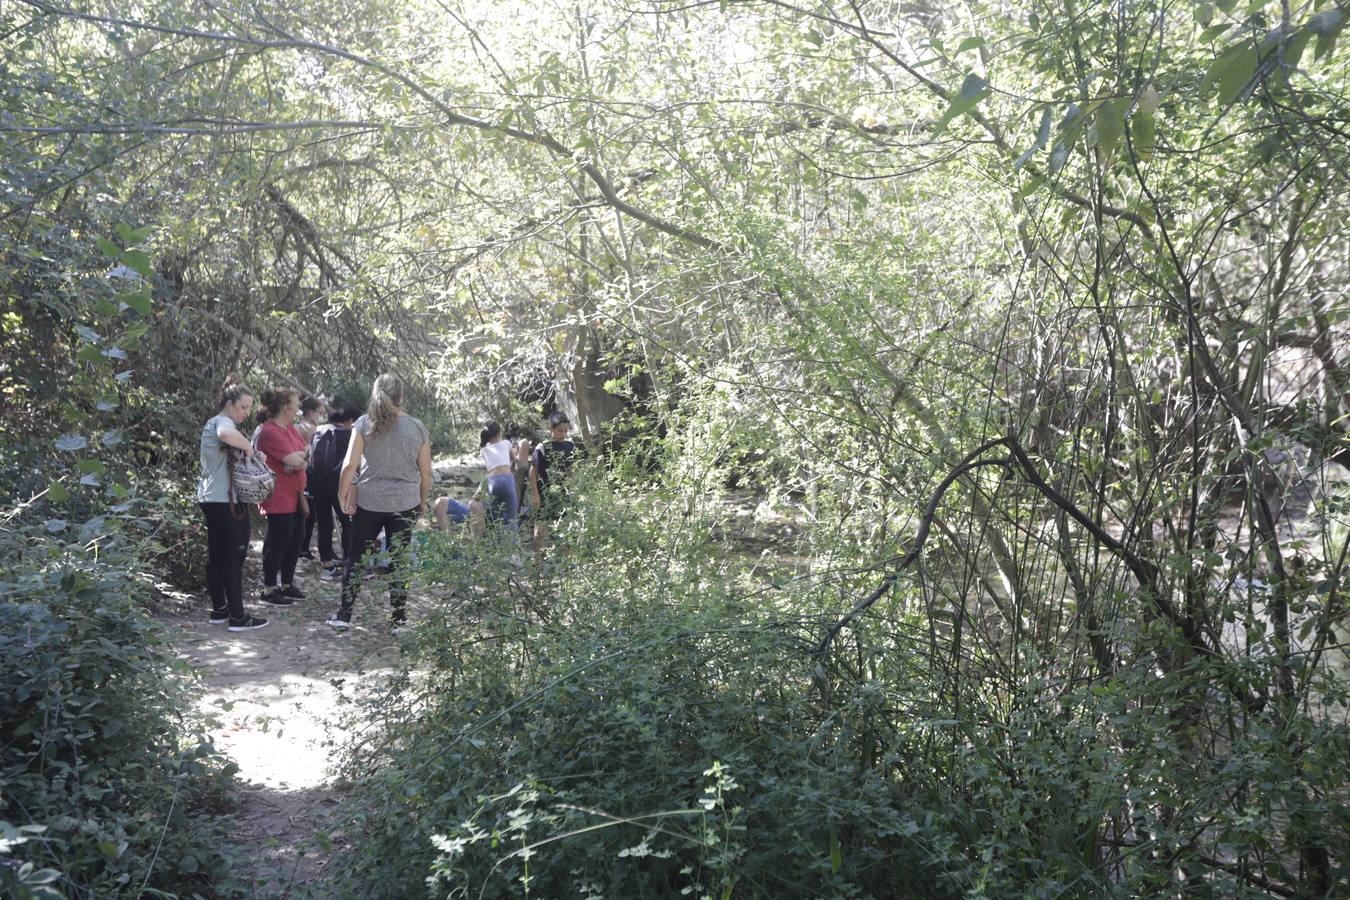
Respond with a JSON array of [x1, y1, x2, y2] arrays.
[[224, 509, 251, 620], [200, 503, 230, 618], [384, 508, 417, 625], [261, 512, 286, 590], [486, 475, 507, 525], [336, 507, 384, 623], [532, 507, 549, 553], [468, 499, 486, 538], [315, 491, 336, 563], [301, 494, 316, 558], [503, 476, 519, 530], [335, 495, 352, 561], [281, 511, 306, 590]]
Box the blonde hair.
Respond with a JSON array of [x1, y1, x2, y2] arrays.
[[367, 373, 404, 436]]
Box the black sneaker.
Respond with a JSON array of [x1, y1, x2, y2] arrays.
[[209, 608, 230, 625], [227, 615, 269, 632], [321, 565, 342, 580], [299, 551, 315, 560], [260, 588, 294, 607], [327, 613, 351, 630], [281, 585, 305, 600]]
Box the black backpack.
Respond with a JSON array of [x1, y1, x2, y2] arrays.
[[309, 426, 344, 479]]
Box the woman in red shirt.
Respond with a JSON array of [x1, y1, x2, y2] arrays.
[[256, 388, 311, 606]]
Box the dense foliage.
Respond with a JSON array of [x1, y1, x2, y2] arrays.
[[1, 518, 241, 899], [3, 0, 1348, 896]]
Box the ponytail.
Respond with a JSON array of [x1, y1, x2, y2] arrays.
[[217, 373, 252, 411], [479, 420, 502, 449], [368, 373, 404, 436]]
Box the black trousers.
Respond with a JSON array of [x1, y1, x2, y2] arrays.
[[262, 510, 305, 587], [302, 494, 317, 555], [339, 506, 417, 623], [200, 502, 250, 619], [311, 489, 351, 563]]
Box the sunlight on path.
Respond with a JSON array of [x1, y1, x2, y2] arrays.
[[168, 541, 405, 897]]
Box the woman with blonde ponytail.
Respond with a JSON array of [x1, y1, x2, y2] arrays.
[[328, 374, 433, 630]]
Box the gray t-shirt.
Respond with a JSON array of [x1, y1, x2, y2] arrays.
[[353, 413, 430, 513], [197, 414, 237, 502]]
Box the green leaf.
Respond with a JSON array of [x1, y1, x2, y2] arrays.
[[1305, 8, 1346, 37], [96, 237, 121, 258], [1014, 107, 1053, 170], [1314, 27, 1340, 61], [1202, 43, 1258, 103], [933, 74, 990, 136], [1283, 29, 1312, 71], [1200, 23, 1233, 42], [1219, 48, 1258, 103], [956, 36, 986, 54], [1048, 139, 1072, 174], [1016, 173, 1046, 198], [119, 290, 151, 316], [1132, 111, 1156, 161], [47, 482, 70, 503], [121, 249, 154, 280], [1137, 83, 1162, 115], [1195, 2, 1214, 25], [1095, 99, 1124, 158], [829, 830, 843, 874]]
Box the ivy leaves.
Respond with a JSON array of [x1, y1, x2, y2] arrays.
[[45, 227, 153, 511]]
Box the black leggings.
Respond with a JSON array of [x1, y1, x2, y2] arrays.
[[339, 506, 417, 623], [311, 490, 351, 563], [200, 502, 250, 619], [262, 510, 305, 588]]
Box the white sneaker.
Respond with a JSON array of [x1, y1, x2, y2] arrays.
[[327, 615, 350, 630]]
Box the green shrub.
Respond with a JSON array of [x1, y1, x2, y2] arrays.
[[321, 468, 1350, 899], [0, 560, 241, 898]]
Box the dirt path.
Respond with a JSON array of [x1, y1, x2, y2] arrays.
[[159, 457, 484, 895], [166, 538, 408, 896]]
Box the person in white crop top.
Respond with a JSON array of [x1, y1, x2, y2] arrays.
[[479, 421, 518, 529]]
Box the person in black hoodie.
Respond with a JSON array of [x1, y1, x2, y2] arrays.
[[308, 405, 359, 577]]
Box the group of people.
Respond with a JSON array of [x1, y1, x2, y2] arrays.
[[196, 372, 581, 632]]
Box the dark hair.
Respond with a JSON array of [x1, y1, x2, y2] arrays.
[[218, 373, 252, 411], [330, 405, 360, 425], [259, 387, 299, 420], [548, 410, 571, 428], [479, 420, 502, 448], [301, 395, 323, 415]]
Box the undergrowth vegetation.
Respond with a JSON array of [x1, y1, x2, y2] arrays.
[[322, 457, 1350, 898], [1, 525, 242, 899]]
